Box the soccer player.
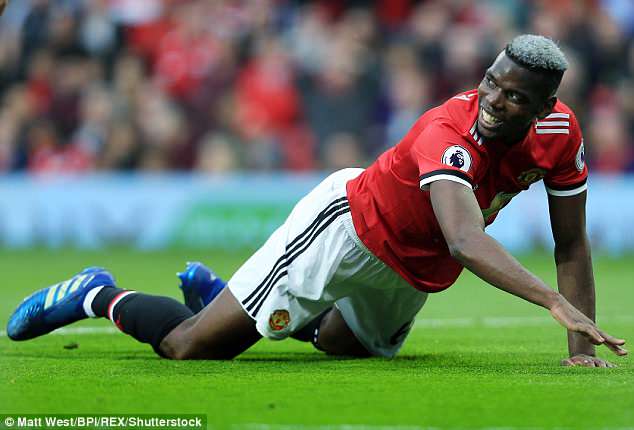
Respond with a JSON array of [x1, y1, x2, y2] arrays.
[[7, 35, 628, 367]]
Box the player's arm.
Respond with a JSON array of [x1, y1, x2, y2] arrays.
[[429, 179, 627, 357], [548, 191, 617, 366]]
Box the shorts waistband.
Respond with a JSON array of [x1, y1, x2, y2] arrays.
[[341, 211, 378, 261]]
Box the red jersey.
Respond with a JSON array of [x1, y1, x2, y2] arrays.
[[346, 89, 587, 293]]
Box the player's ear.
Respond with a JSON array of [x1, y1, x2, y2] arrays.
[[537, 96, 557, 120]]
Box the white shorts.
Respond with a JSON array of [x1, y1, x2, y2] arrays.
[[228, 168, 428, 357]]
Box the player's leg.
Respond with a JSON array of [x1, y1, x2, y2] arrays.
[[177, 260, 334, 347], [88, 285, 260, 360], [168, 169, 424, 358], [6, 266, 260, 360], [224, 169, 368, 346], [8, 167, 361, 354], [159, 288, 261, 360], [312, 212, 429, 358], [289, 267, 427, 359], [315, 307, 371, 357], [172, 242, 413, 358], [328, 284, 427, 358]]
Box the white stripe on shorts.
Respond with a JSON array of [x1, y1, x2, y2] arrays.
[[241, 197, 351, 317]]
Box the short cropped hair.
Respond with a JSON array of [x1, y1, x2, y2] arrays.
[[505, 34, 568, 74]]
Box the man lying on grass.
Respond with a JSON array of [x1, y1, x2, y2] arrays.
[[7, 35, 627, 367]]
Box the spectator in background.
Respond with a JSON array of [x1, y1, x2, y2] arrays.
[[382, 43, 431, 150], [152, 1, 218, 102], [321, 132, 365, 171], [72, 84, 113, 159], [2, 84, 37, 170], [587, 95, 632, 173], [195, 131, 241, 174], [298, 7, 380, 166], [0, 107, 20, 170], [133, 81, 189, 170], [99, 120, 140, 170], [25, 50, 54, 117], [27, 119, 92, 173], [235, 34, 301, 169], [79, 0, 121, 68]]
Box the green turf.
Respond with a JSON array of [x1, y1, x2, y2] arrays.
[[0, 249, 632, 430]]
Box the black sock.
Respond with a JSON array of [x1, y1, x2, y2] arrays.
[[291, 308, 330, 351], [91, 287, 194, 356], [91, 287, 126, 318]]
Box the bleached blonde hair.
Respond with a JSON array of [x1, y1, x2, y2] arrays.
[[505, 34, 568, 73]]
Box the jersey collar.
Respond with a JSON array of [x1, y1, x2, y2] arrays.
[[468, 120, 484, 146]]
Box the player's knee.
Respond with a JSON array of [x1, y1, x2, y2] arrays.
[[158, 318, 205, 360], [163, 342, 193, 360], [317, 329, 370, 357], [158, 317, 243, 360], [317, 312, 371, 357]]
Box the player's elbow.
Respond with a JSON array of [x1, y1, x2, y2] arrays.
[[447, 240, 460, 259], [448, 243, 469, 263], [554, 235, 590, 264], [446, 236, 475, 263]]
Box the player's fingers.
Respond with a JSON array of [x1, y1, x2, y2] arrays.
[[596, 327, 626, 343], [583, 328, 604, 345], [594, 330, 628, 355], [599, 332, 626, 346], [583, 325, 608, 345], [604, 341, 628, 356]]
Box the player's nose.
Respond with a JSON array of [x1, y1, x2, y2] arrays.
[[485, 88, 504, 111]]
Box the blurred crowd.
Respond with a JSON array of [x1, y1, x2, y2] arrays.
[[0, 0, 632, 174]]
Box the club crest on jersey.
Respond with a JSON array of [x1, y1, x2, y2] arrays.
[[517, 168, 546, 187], [442, 145, 471, 172], [576, 140, 585, 172], [269, 309, 290, 331]]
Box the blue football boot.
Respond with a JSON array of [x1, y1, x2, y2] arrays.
[[7, 267, 116, 341], [177, 262, 226, 313]]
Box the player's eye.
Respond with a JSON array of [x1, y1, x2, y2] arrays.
[[484, 76, 496, 89], [507, 91, 527, 104]]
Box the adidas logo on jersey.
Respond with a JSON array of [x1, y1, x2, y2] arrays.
[[535, 113, 570, 134]]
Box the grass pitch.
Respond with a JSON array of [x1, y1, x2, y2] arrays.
[[0, 248, 632, 430]]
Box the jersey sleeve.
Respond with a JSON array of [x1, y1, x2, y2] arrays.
[[410, 121, 482, 191], [543, 114, 588, 197]]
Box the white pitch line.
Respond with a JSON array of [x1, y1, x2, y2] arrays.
[[1, 316, 632, 338]]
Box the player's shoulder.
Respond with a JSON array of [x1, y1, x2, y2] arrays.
[[415, 89, 480, 137], [443, 89, 480, 131], [533, 99, 581, 140]]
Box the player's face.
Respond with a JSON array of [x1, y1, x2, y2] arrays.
[[477, 53, 556, 143]]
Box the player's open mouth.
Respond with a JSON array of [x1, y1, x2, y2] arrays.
[[479, 107, 503, 130]]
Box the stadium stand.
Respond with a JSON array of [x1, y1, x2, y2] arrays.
[[0, 0, 631, 173]]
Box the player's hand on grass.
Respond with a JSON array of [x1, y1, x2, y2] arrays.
[[549, 295, 628, 357], [561, 354, 616, 368]]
